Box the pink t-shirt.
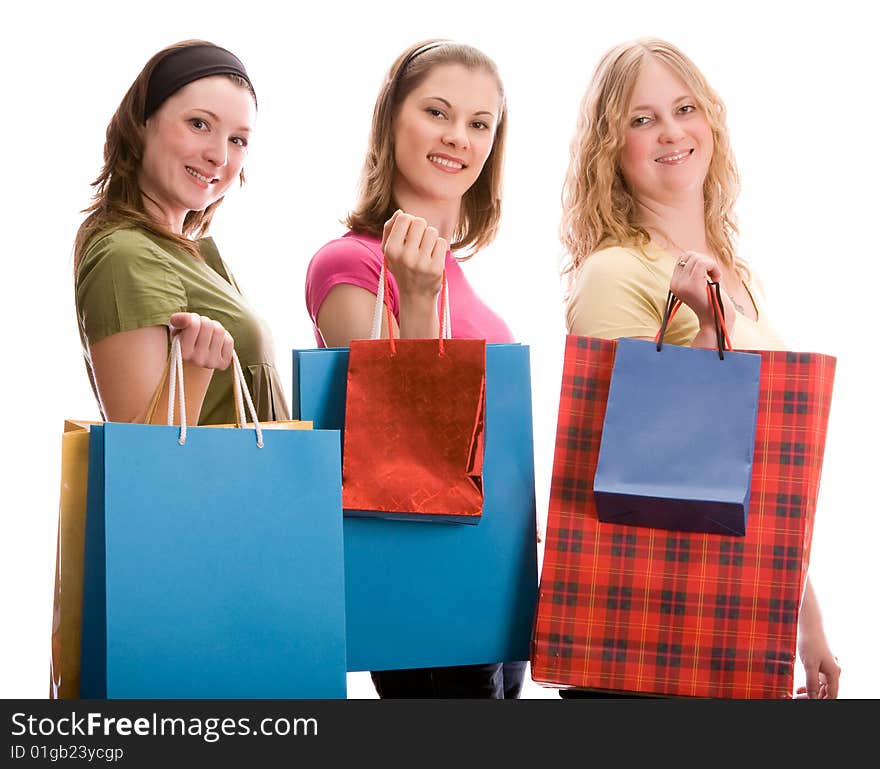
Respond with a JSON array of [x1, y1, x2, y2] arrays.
[[305, 231, 514, 347]]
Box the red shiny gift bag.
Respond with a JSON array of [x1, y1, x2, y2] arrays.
[[342, 268, 486, 523], [531, 334, 835, 698]]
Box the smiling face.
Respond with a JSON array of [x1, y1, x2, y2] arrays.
[[138, 75, 255, 233], [391, 63, 501, 208], [618, 56, 713, 205]]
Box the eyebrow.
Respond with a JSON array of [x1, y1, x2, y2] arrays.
[[629, 95, 693, 113], [422, 96, 496, 119], [192, 108, 252, 134]]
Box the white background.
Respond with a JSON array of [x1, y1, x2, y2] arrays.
[[1, 1, 876, 699]]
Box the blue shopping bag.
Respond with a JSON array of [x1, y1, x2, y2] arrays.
[[79, 346, 348, 699], [292, 343, 539, 672], [593, 337, 761, 536]]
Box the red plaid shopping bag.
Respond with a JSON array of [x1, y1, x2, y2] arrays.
[[530, 335, 836, 698]]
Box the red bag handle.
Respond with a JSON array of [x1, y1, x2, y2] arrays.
[[373, 260, 449, 356], [654, 281, 732, 359]]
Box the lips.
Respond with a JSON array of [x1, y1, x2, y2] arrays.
[[428, 153, 466, 171], [655, 149, 694, 164], [185, 166, 218, 184]]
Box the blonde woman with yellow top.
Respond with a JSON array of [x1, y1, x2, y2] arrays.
[[560, 37, 839, 698]]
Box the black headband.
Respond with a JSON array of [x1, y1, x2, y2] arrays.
[[395, 40, 451, 84], [144, 44, 255, 122]]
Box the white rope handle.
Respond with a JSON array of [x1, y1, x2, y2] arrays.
[[167, 334, 187, 445], [369, 261, 387, 340], [441, 278, 451, 339], [231, 350, 264, 448], [370, 261, 451, 341], [167, 335, 263, 448]]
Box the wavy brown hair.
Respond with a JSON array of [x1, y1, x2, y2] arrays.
[[560, 38, 743, 291], [74, 39, 255, 270], [346, 39, 507, 257]]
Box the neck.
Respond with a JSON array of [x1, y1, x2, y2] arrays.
[[635, 194, 708, 254], [138, 181, 185, 235], [392, 179, 460, 243]]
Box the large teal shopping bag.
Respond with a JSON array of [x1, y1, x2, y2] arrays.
[[80, 345, 348, 698], [292, 343, 539, 671]]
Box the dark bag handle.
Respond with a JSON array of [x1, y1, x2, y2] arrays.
[[654, 281, 733, 360]]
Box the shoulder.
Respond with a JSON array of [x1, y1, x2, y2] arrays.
[[565, 243, 672, 338], [309, 231, 383, 271], [577, 243, 660, 278], [75, 228, 187, 344], [570, 243, 668, 297], [82, 227, 153, 259], [305, 231, 388, 319], [77, 227, 178, 281]]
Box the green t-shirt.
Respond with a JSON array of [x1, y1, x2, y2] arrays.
[[75, 227, 289, 425]]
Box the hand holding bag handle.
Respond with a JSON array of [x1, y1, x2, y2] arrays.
[[146, 336, 263, 447], [655, 281, 732, 359], [370, 259, 451, 354]]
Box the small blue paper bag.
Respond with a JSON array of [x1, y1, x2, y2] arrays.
[[593, 337, 761, 536], [292, 343, 539, 672], [80, 423, 347, 698]]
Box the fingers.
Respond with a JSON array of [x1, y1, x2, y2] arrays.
[[381, 209, 402, 252], [677, 251, 720, 282], [405, 217, 429, 258], [168, 312, 233, 371], [380, 211, 446, 298], [168, 311, 193, 331], [823, 657, 842, 699], [686, 251, 722, 283], [669, 251, 725, 327], [803, 660, 821, 700], [382, 212, 412, 263], [219, 329, 235, 370], [430, 231, 449, 262]]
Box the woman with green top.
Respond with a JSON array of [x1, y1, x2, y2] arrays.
[[75, 39, 288, 425]]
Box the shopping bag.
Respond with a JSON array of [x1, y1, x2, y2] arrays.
[[49, 420, 97, 699], [531, 334, 835, 698], [78, 340, 348, 698], [342, 266, 486, 523], [293, 343, 538, 671], [595, 286, 761, 535], [593, 337, 760, 535]]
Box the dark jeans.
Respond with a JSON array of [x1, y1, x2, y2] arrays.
[[371, 661, 527, 699]]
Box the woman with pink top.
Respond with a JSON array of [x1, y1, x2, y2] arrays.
[[304, 39, 523, 698]]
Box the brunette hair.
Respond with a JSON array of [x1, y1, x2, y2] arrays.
[[74, 39, 256, 269], [345, 39, 506, 256]]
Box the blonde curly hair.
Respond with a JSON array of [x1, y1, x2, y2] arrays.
[[560, 38, 743, 292]]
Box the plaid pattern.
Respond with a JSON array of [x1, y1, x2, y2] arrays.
[[531, 335, 836, 698]]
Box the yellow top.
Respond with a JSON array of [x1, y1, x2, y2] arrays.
[[565, 242, 786, 351]]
